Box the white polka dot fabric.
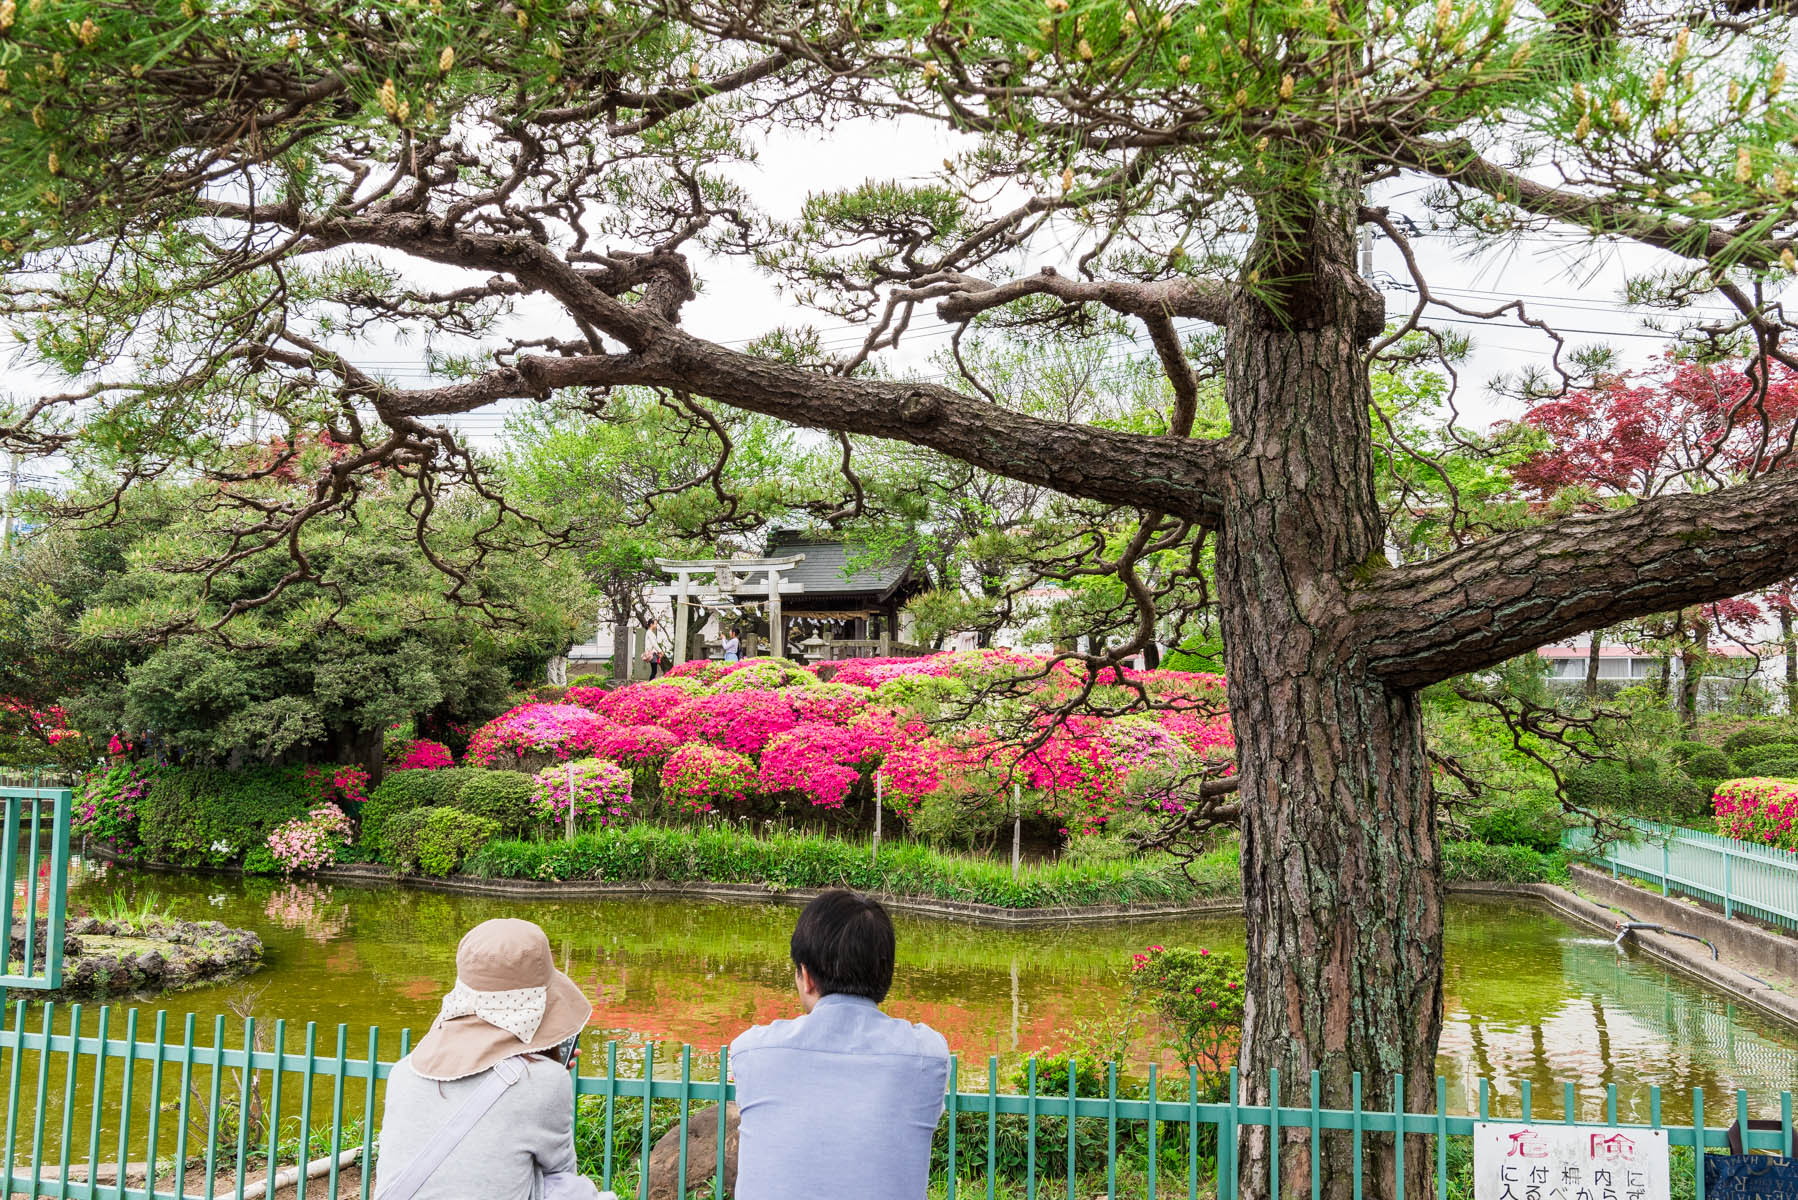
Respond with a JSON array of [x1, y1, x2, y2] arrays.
[[438, 979, 548, 1043]]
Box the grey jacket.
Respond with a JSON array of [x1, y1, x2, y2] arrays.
[[375, 1054, 598, 1200]]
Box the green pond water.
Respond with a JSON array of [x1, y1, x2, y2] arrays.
[[4, 851, 1797, 1166]]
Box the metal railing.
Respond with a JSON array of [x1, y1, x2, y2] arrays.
[[1, 1002, 1795, 1200], [1566, 818, 1798, 931], [2, 784, 72, 990]]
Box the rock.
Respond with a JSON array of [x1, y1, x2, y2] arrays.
[[133, 950, 166, 980], [644, 1103, 739, 1200]]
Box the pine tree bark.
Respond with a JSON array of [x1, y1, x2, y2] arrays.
[[1219, 191, 1440, 1200], [1585, 628, 1604, 698]]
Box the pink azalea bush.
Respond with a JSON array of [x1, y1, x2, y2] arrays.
[[266, 803, 354, 874], [667, 658, 738, 684], [783, 682, 874, 723], [665, 690, 802, 756], [758, 718, 902, 808], [595, 683, 694, 726], [593, 724, 682, 772], [710, 657, 817, 693], [392, 739, 454, 771], [465, 703, 613, 767], [1714, 778, 1798, 850], [661, 744, 758, 813], [532, 758, 634, 831], [562, 685, 610, 710]]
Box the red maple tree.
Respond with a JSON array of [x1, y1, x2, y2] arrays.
[[1511, 357, 1798, 499]]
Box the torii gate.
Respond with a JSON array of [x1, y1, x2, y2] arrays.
[[648, 556, 805, 663]]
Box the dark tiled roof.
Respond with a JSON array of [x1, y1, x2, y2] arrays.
[[767, 531, 916, 599]]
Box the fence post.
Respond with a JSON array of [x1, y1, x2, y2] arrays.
[[1723, 845, 1734, 920], [1662, 840, 1670, 897]]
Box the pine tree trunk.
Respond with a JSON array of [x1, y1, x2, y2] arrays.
[[1219, 191, 1440, 1200], [1584, 628, 1604, 699], [1678, 607, 1706, 729]]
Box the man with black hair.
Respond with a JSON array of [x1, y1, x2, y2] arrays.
[[729, 889, 950, 1200]]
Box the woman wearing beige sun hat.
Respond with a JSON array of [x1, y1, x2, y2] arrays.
[[373, 918, 612, 1200]]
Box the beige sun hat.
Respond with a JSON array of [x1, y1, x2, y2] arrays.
[[410, 918, 593, 1082]]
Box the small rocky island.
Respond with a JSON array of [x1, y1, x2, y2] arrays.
[[8, 915, 264, 999]]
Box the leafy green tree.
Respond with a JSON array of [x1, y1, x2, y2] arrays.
[[5, 3, 1798, 1194], [66, 470, 582, 772]]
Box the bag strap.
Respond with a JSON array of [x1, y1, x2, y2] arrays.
[[376, 1057, 526, 1200]]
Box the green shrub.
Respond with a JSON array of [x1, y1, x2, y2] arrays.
[[1563, 758, 1709, 820], [1721, 723, 1798, 756], [1562, 761, 1630, 809], [1745, 754, 1798, 781], [138, 767, 313, 867], [360, 767, 481, 853], [451, 770, 537, 834], [1730, 741, 1798, 773], [1627, 765, 1711, 820], [1669, 741, 1732, 780], [1466, 793, 1565, 853], [1442, 840, 1568, 884], [568, 673, 610, 688], [382, 807, 501, 877]]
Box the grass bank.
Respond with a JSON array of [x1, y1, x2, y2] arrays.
[[460, 824, 1567, 908], [463, 823, 1241, 908]]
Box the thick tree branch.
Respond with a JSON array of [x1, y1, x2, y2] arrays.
[[1354, 469, 1798, 687], [252, 210, 1236, 523], [1388, 138, 1795, 265], [374, 339, 1231, 524], [931, 266, 1235, 325]]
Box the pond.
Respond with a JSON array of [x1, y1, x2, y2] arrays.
[[13, 852, 1792, 1129]]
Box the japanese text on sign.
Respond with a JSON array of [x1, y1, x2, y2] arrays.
[[1473, 1123, 1670, 1200]]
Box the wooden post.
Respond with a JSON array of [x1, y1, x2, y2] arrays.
[[672, 574, 691, 668], [768, 569, 785, 659], [566, 761, 577, 842], [872, 772, 883, 866], [1011, 782, 1022, 880]]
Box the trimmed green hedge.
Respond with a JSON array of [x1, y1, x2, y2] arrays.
[[1731, 741, 1798, 773], [1441, 840, 1569, 885], [1721, 723, 1798, 756], [464, 824, 1236, 908], [360, 766, 502, 854], [384, 807, 502, 877], [138, 767, 314, 867], [1669, 741, 1732, 781], [453, 770, 537, 834], [1563, 759, 1710, 820]]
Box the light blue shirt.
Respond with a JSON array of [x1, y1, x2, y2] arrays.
[[729, 994, 950, 1200]]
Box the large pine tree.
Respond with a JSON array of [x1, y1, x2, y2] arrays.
[[3, 0, 1797, 1192]]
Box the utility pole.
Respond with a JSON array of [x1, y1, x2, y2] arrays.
[[1, 450, 18, 556], [1359, 183, 1376, 282]]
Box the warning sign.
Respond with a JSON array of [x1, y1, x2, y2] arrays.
[[1473, 1123, 1670, 1200]]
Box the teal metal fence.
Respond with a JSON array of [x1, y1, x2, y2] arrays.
[[1, 783, 72, 990], [1566, 818, 1798, 931], [1, 1002, 1795, 1199]]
